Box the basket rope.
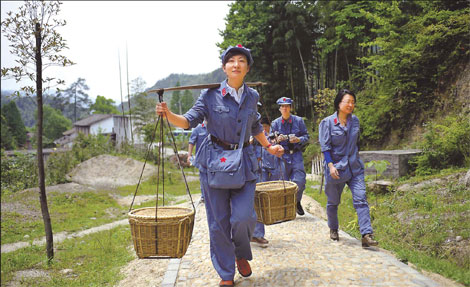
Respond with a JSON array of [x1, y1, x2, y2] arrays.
[[129, 89, 196, 257]]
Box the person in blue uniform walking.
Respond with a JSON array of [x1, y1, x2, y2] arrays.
[[187, 120, 208, 202], [156, 45, 284, 287], [271, 97, 309, 216], [318, 89, 378, 247], [251, 117, 280, 247]]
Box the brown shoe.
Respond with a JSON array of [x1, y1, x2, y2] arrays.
[[362, 233, 378, 247], [236, 258, 252, 277], [330, 229, 339, 241], [219, 280, 234, 286], [251, 237, 269, 247]]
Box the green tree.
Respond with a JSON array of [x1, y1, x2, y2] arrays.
[[1, 0, 74, 261], [170, 81, 182, 114], [62, 78, 91, 122], [1, 101, 27, 147], [42, 105, 72, 142], [181, 90, 194, 114], [132, 92, 157, 140], [1, 115, 15, 150], [90, 95, 119, 114]]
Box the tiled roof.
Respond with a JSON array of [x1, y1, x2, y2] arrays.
[[74, 114, 113, 127]]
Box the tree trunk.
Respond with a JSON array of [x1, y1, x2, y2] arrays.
[[74, 85, 77, 123], [289, 65, 295, 113], [35, 22, 54, 262], [334, 47, 338, 88], [296, 42, 314, 119], [345, 52, 351, 81]]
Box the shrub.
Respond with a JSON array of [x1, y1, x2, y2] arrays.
[[411, 115, 470, 175], [45, 150, 78, 185], [0, 150, 38, 195], [71, 132, 114, 163]]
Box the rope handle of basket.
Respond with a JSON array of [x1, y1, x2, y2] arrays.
[[128, 90, 196, 214], [278, 157, 288, 194]]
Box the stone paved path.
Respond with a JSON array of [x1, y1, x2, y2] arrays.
[[173, 197, 441, 287]]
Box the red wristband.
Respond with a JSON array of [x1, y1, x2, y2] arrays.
[[264, 143, 272, 149]]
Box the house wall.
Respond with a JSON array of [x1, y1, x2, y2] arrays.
[[359, 149, 422, 179], [90, 117, 114, 134]]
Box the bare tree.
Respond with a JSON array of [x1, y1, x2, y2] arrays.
[[1, 0, 74, 262]]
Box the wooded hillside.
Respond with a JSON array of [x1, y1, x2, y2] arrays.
[[218, 0, 469, 148]]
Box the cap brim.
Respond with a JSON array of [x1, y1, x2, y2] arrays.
[[223, 47, 254, 66]]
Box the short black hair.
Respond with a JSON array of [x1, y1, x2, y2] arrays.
[[260, 117, 271, 125], [222, 51, 249, 67], [334, 89, 356, 113]]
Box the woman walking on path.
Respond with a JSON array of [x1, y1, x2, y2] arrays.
[[318, 89, 378, 247], [156, 45, 283, 287]]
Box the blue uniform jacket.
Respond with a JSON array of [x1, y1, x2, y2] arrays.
[[188, 123, 208, 153], [318, 112, 364, 177], [254, 131, 279, 170], [183, 80, 263, 181], [271, 115, 309, 163]]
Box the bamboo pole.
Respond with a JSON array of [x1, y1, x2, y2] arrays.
[[147, 82, 267, 94]]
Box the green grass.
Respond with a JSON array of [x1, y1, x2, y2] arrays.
[[1, 190, 127, 245], [1, 164, 201, 286], [2, 165, 201, 246], [1, 225, 134, 287], [305, 168, 470, 285], [116, 169, 201, 208]]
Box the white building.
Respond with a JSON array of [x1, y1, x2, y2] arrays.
[[55, 114, 144, 148]]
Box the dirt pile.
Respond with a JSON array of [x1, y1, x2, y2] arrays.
[[66, 154, 157, 189]]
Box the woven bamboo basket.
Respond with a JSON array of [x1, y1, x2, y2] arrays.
[[255, 180, 298, 225], [128, 206, 195, 258]]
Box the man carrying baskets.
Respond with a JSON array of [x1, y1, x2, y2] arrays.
[[271, 97, 309, 216], [156, 45, 283, 287]]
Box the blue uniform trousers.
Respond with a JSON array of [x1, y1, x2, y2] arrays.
[[200, 171, 257, 281], [199, 171, 205, 200], [324, 173, 373, 235], [281, 152, 306, 202]]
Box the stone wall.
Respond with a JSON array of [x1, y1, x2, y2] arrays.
[[359, 149, 422, 179]]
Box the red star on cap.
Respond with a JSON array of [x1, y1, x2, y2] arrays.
[[237, 44, 243, 48], [220, 157, 226, 163], [222, 88, 227, 96], [283, 98, 286, 101]]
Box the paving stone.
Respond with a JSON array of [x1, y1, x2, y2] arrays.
[[170, 196, 443, 287]]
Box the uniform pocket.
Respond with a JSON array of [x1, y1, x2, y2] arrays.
[[331, 130, 346, 146]]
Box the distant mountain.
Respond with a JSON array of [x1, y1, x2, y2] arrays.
[[2, 68, 227, 123], [119, 68, 226, 112], [1, 90, 37, 127]]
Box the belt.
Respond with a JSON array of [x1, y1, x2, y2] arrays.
[[211, 135, 250, 150], [286, 148, 302, 154]]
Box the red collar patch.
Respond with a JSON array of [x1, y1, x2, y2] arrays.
[[222, 88, 227, 96], [201, 123, 205, 127], [334, 118, 338, 125], [220, 157, 226, 163], [282, 119, 285, 124], [289, 119, 292, 123]]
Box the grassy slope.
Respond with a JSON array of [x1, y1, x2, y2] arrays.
[[305, 167, 470, 286]]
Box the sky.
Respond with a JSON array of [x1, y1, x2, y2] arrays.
[[1, 1, 232, 104]]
